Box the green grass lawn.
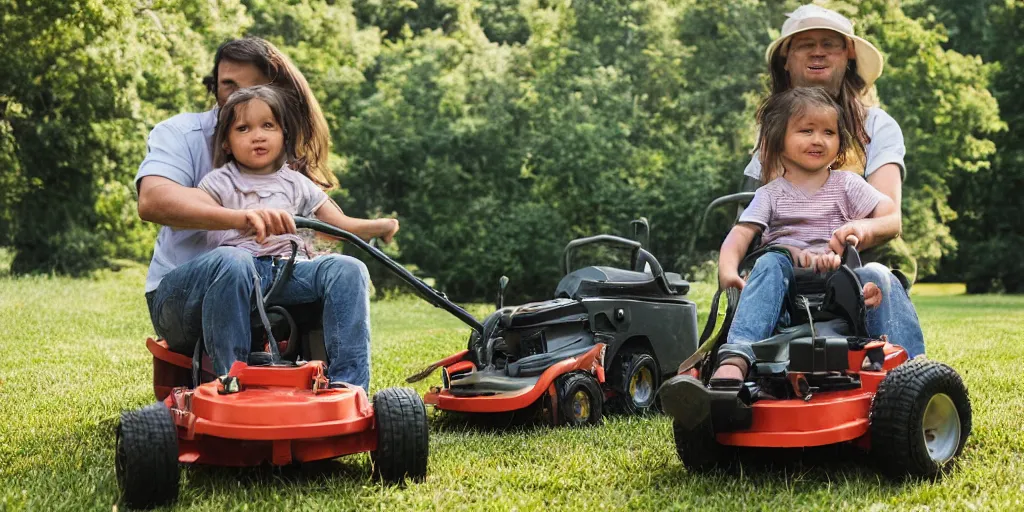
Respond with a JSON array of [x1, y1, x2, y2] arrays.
[[1, 264, 1022, 510]]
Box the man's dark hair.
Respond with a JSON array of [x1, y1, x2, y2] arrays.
[[203, 37, 337, 189], [203, 38, 274, 94]]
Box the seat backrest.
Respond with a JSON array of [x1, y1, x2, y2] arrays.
[[554, 266, 663, 300]]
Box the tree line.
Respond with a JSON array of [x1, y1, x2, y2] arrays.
[[0, 0, 1018, 299]]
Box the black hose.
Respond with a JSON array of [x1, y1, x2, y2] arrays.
[[192, 336, 203, 388]]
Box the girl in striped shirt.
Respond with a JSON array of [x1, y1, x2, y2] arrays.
[[709, 87, 896, 383]]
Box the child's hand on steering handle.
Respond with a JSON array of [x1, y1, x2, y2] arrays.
[[829, 222, 866, 256], [376, 218, 400, 244], [815, 233, 860, 273], [240, 208, 296, 243], [719, 269, 746, 291], [780, 245, 813, 269]]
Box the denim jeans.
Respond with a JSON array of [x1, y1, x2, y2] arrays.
[[719, 251, 926, 366], [146, 246, 372, 390]]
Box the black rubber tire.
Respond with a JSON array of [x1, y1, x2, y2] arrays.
[[672, 417, 732, 472], [607, 349, 660, 415], [552, 371, 604, 426], [116, 403, 180, 509], [370, 387, 429, 483], [870, 358, 972, 477]]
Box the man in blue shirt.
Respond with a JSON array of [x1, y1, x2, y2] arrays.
[[136, 38, 372, 391]]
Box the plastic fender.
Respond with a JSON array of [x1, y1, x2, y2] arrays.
[[432, 343, 606, 413]]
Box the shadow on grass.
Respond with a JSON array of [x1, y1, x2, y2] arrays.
[[429, 405, 549, 434], [182, 456, 371, 491], [652, 442, 921, 495]]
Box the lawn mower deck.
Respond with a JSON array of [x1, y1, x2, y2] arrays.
[[117, 219, 433, 510], [162, 358, 377, 465]]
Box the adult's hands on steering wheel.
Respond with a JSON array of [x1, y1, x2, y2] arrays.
[[829, 221, 870, 257]]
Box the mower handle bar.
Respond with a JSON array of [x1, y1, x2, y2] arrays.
[[561, 234, 641, 275], [562, 233, 675, 294], [688, 192, 756, 254], [293, 216, 484, 334], [630, 217, 650, 249]]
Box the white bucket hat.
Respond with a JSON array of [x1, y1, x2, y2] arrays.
[[766, 5, 884, 87]]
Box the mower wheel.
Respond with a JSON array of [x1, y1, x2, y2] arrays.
[[371, 387, 429, 483], [116, 403, 179, 509], [673, 417, 732, 472], [607, 348, 660, 415], [870, 358, 972, 477], [552, 371, 604, 426]]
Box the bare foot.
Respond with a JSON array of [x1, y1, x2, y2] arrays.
[[863, 282, 882, 309], [712, 363, 745, 381]]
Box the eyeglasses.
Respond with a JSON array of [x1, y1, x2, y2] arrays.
[[787, 37, 848, 55]]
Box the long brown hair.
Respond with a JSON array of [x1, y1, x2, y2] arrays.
[[212, 86, 303, 171], [755, 87, 852, 184], [204, 37, 337, 189], [767, 43, 869, 165]]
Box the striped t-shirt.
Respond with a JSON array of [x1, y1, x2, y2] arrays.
[[738, 170, 886, 252], [198, 161, 329, 258]]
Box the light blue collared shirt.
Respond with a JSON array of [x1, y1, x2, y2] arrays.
[[135, 108, 219, 292]]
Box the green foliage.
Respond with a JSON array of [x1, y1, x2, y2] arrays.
[[0, 0, 1011, 297], [0, 0, 247, 274], [907, 0, 1024, 293], [851, 0, 1003, 280]]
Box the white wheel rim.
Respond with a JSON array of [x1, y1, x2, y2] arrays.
[[922, 393, 961, 464]]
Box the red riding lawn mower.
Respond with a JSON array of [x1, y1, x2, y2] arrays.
[[116, 218, 434, 509], [662, 193, 972, 477]]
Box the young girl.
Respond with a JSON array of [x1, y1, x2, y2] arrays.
[[661, 87, 895, 424], [196, 85, 398, 390], [199, 85, 398, 257]]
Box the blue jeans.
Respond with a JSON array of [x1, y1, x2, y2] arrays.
[[719, 251, 926, 365], [146, 246, 372, 390]]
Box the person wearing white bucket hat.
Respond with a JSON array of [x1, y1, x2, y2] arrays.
[[715, 5, 927, 379], [765, 5, 884, 99], [742, 5, 925, 348], [744, 6, 909, 260], [659, 5, 927, 422]]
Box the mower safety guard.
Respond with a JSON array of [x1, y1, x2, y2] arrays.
[[293, 216, 483, 334], [162, 360, 378, 466], [425, 343, 607, 413]]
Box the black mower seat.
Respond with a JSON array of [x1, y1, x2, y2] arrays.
[[750, 318, 852, 363], [554, 266, 689, 300]]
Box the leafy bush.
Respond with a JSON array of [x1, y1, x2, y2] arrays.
[[1, 0, 1012, 299]]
